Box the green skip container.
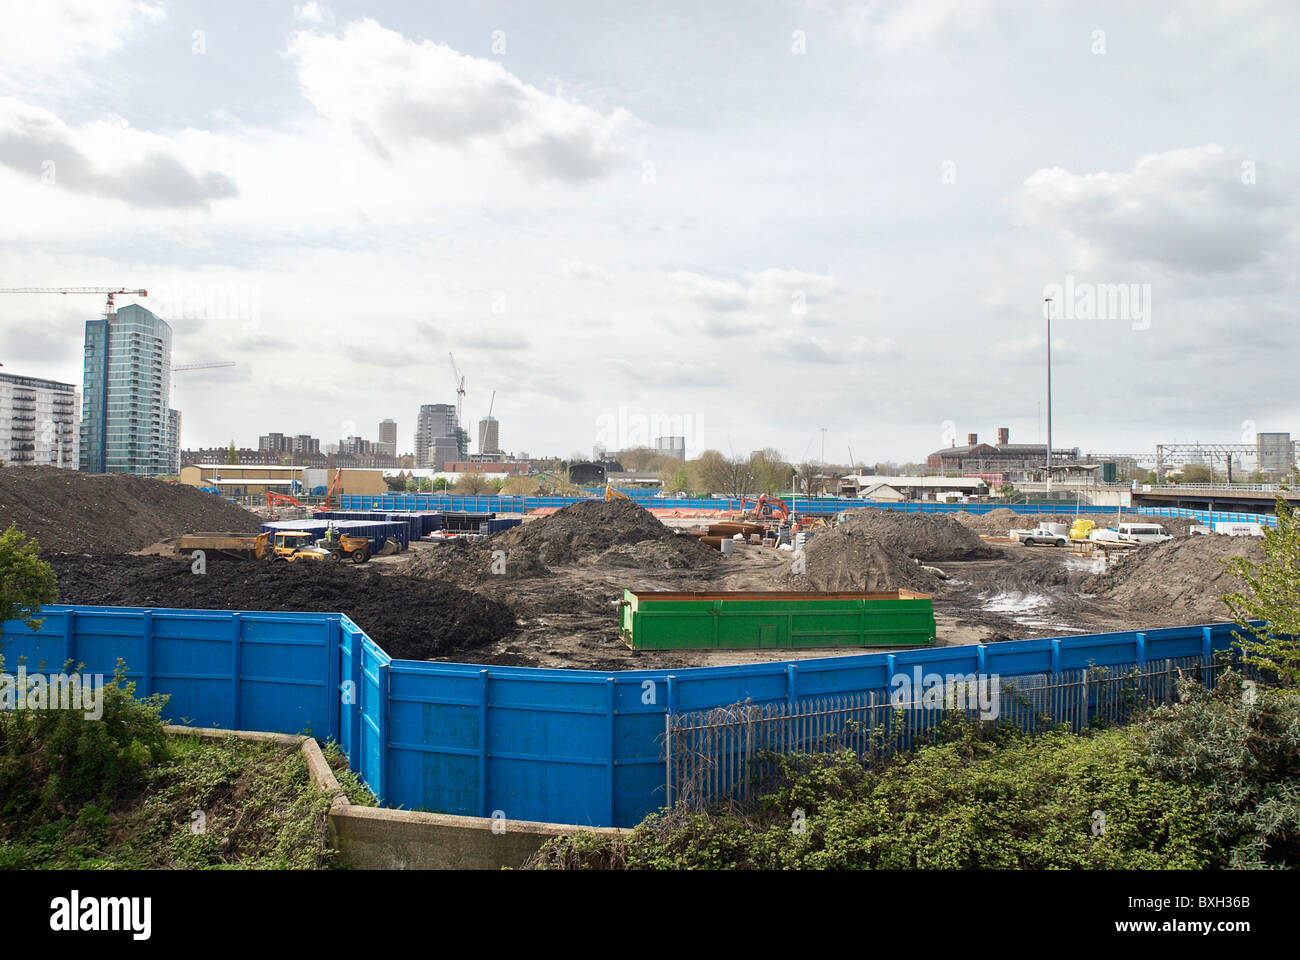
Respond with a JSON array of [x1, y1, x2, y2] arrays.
[[619, 590, 937, 650]]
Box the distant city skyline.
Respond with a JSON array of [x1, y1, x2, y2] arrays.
[[1, 2, 1295, 464]]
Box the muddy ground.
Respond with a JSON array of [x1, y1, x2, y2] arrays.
[[374, 539, 1250, 670], [23, 493, 1260, 671]]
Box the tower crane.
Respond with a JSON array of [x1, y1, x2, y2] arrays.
[[171, 360, 236, 391], [0, 287, 148, 321], [173, 361, 236, 372], [448, 351, 466, 427]]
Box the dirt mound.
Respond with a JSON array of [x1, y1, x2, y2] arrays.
[[1081, 535, 1264, 621], [500, 498, 721, 566], [951, 508, 1077, 534], [0, 468, 260, 555], [44, 554, 517, 661], [838, 510, 997, 561], [952, 508, 1200, 537], [405, 498, 721, 586], [782, 524, 941, 593]]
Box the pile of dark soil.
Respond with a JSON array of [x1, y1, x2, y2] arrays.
[[838, 510, 997, 561], [44, 554, 517, 660], [0, 467, 260, 554], [405, 498, 721, 585], [782, 525, 940, 594], [1081, 536, 1264, 621], [504, 499, 721, 567]]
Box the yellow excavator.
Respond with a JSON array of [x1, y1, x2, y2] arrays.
[[604, 484, 631, 502]]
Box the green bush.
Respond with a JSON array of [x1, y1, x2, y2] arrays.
[[0, 660, 168, 827], [532, 720, 1215, 870], [1138, 672, 1300, 869]]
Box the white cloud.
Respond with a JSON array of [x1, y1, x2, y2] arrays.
[[1016, 145, 1297, 275], [673, 268, 838, 312], [0, 98, 237, 210], [285, 19, 634, 182], [0, 0, 163, 96], [820, 0, 1002, 53], [293, 2, 331, 24]]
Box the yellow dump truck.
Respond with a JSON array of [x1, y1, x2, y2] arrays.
[[177, 532, 271, 561], [177, 530, 370, 564]]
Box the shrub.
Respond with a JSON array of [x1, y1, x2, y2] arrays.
[[531, 719, 1215, 870], [1138, 672, 1300, 869], [0, 660, 168, 827]]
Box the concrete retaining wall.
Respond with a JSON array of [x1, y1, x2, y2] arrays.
[[164, 725, 624, 870]]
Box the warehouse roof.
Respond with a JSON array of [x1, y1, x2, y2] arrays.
[[842, 475, 988, 489]]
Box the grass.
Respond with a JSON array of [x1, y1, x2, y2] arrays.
[[0, 732, 348, 869]]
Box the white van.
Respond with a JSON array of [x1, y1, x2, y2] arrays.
[[1115, 523, 1172, 544]]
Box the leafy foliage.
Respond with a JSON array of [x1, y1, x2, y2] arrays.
[[1139, 672, 1300, 869], [0, 661, 168, 824], [531, 720, 1215, 870], [1222, 469, 1300, 683], [0, 524, 58, 637]]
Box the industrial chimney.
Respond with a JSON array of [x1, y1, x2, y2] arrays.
[[997, 427, 1009, 445], [967, 433, 978, 446]]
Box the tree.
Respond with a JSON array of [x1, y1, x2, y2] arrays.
[[657, 458, 685, 490], [795, 462, 820, 496], [1223, 469, 1300, 684], [455, 473, 493, 495], [0, 525, 58, 639], [225, 440, 238, 465], [689, 450, 730, 496], [432, 477, 450, 491], [491, 477, 506, 492], [418, 476, 433, 493], [720, 456, 758, 499], [1179, 464, 1212, 484], [750, 450, 794, 495]]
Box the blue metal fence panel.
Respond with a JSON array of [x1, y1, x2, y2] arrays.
[[0, 603, 1268, 828], [337, 493, 1280, 527], [1, 605, 335, 735]]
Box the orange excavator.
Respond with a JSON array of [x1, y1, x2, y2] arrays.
[[740, 494, 792, 522], [265, 491, 306, 518], [265, 470, 345, 516]]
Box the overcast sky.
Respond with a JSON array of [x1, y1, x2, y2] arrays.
[[0, 0, 1295, 464]]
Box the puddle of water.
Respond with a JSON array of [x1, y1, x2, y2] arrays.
[[1062, 555, 1105, 575], [978, 589, 1072, 629]]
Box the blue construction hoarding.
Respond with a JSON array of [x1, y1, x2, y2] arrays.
[[0, 603, 1259, 828]]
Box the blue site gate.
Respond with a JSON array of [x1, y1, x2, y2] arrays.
[[0, 605, 1262, 827]]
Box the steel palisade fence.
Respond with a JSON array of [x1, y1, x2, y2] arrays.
[[664, 655, 1244, 810]]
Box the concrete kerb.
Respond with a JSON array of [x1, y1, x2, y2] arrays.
[[162, 725, 627, 869]]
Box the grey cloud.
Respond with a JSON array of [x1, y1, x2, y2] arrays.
[[0, 107, 236, 210], [515, 128, 617, 183], [380, 79, 527, 145], [0, 107, 237, 210], [1019, 147, 1296, 275]]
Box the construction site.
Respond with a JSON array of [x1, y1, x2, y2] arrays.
[[2, 466, 1266, 672]]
